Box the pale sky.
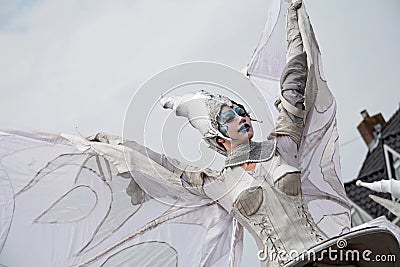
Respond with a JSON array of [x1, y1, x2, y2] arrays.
[[1, 0, 399, 265]]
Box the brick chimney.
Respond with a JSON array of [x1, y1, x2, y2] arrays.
[[357, 110, 386, 152]]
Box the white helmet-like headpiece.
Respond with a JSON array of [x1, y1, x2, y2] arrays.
[[160, 90, 248, 156]]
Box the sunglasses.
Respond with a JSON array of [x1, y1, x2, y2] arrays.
[[217, 106, 249, 125]]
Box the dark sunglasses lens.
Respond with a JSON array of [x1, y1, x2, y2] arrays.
[[235, 107, 247, 117]]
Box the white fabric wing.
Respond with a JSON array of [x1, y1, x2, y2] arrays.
[[247, 0, 351, 237], [0, 130, 240, 267]]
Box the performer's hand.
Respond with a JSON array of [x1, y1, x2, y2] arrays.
[[290, 0, 302, 10], [86, 132, 122, 145]]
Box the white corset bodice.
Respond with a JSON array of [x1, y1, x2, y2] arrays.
[[204, 156, 327, 266]]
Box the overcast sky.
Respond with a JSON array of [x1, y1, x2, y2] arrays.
[[1, 0, 399, 265]]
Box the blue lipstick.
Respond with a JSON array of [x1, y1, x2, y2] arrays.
[[238, 123, 251, 133]]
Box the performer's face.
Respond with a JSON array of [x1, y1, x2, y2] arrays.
[[217, 104, 254, 146]]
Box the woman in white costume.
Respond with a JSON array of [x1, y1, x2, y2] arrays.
[[156, 2, 328, 265], [86, 1, 399, 266]]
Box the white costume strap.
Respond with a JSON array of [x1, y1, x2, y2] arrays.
[[280, 96, 304, 118], [272, 163, 300, 183]]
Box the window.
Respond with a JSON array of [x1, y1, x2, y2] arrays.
[[384, 144, 400, 180]]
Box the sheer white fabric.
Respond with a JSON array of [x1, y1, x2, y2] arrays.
[[0, 130, 239, 266], [247, 0, 351, 238]]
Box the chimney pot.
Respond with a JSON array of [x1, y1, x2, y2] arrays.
[[361, 109, 369, 119]]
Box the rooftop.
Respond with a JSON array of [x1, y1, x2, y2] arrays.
[[345, 107, 400, 220]]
